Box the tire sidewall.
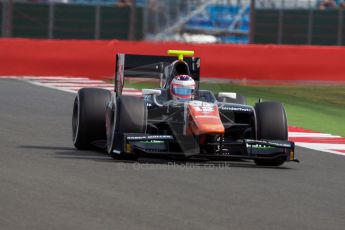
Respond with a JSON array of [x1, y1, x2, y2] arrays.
[[72, 88, 111, 149], [106, 95, 147, 159], [255, 101, 288, 141]]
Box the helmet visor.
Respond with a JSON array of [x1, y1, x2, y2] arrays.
[[172, 87, 193, 96]]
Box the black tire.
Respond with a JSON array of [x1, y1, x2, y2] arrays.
[[72, 88, 111, 149], [255, 101, 288, 140], [254, 101, 288, 166], [106, 95, 147, 159], [217, 94, 247, 105]]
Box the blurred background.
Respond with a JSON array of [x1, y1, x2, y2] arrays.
[[1, 0, 345, 45]]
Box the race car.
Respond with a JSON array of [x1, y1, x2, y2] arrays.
[[72, 50, 298, 166]]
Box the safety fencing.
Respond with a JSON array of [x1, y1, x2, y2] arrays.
[[0, 38, 345, 82], [252, 0, 345, 46], [1, 1, 143, 40], [253, 9, 345, 46]]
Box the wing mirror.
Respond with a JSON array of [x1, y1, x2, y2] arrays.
[[142, 89, 163, 107], [218, 92, 237, 100], [142, 89, 161, 96]]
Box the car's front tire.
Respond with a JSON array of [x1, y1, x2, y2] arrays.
[[72, 88, 111, 149], [254, 101, 288, 166]]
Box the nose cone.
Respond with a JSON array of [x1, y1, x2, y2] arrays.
[[188, 101, 224, 135]]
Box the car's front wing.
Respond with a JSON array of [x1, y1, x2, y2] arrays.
[[113, 133, 298, 162]]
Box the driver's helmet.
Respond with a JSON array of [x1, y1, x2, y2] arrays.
[[170, 75, 195, 100]]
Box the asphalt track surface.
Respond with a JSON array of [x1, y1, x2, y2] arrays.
[[1, 78, 345, 230]]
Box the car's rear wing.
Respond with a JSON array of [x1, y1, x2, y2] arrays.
[[114, 53, 200, 95]]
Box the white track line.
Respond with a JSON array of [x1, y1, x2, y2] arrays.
[[24, 76, 90, 80], [44, 83, 114, 87], [289, 132, 341, 138], [39, 80, 107, 83], [296, 143, 345, 156], [20, 77, 141, 96], [27, 80, 77, 93]]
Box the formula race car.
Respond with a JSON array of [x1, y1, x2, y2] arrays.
[[72, 50, 298, 166]]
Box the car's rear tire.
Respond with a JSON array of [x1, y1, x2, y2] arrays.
[[106, 95, 147, 159], [254, 101, 288, 166], [72, 88, 111, 150]]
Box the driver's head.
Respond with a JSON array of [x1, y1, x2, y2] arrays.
[[170, 75, 195, 100]]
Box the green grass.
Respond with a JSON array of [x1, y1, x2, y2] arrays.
[[123, 80, 345, 137], [200, 83, 345, 137]]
